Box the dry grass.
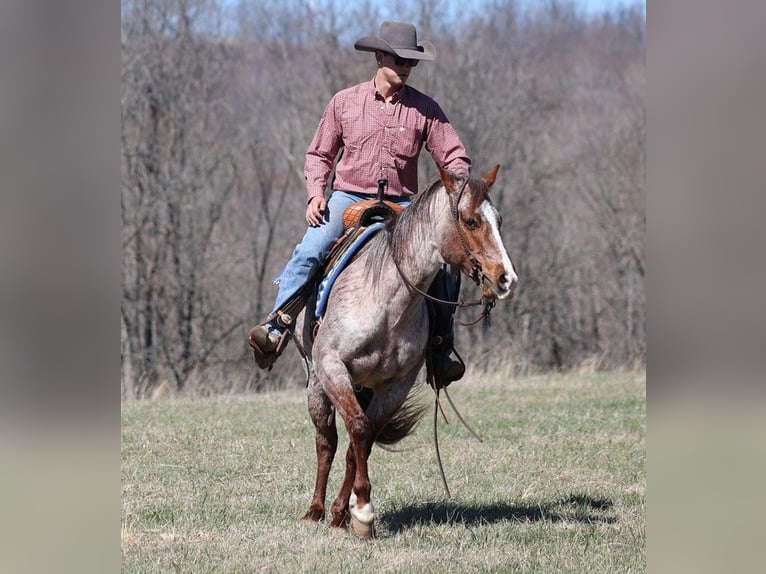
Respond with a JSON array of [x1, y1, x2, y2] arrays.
[[122, 370, 645, 572]]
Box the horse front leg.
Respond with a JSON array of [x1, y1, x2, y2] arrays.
[[317, 350, 376, 538], [302, 379, 337, 522], [329, 418, 375, 538], [328, 443, 357, 529], [346, 414, 376, 539]]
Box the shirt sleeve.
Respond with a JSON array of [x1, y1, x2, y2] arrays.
[[304, 95, 344, 202], [424, 102, 472, 177]]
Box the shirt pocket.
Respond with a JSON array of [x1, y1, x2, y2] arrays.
[[340, 107, 373, 152], [389, 125, 423, 160]]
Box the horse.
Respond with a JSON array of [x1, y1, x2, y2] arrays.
[[296, 165, 517, 538]]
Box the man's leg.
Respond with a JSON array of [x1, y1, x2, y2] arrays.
[[248, 192, 362, 370], [426, 266, 466, 388]]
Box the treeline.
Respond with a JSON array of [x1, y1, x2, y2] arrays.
[[121, 0, 645, 398]]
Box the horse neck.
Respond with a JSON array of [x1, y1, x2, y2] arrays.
[[390, 188, 451, 291]]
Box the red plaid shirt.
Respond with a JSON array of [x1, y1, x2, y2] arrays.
[[304, 79, 471, 201]]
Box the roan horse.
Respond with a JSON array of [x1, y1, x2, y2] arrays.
[[296, 165, 517, 538]]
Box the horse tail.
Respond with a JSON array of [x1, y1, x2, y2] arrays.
[[353, 385, 427, 445], [375, 398, 428, 445]]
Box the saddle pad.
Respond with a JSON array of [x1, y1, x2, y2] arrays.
[[315, 222, 385, 319]]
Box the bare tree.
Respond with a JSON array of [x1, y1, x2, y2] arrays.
[[121, 0, 646, 395], [123, 0, 254, 394]]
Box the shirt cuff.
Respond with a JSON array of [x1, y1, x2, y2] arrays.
[[307, 189, 324, 203]]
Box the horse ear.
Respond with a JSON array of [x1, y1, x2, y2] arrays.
[[481, 164, 501, 188], [438, 166, 460, 192]]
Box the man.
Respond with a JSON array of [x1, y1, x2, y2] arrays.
[[248, 21, 470, 386]]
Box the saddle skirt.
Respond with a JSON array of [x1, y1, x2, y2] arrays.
[[314, 222, 385, 319]]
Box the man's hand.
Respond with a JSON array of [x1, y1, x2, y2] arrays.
[[306, 196, 326, 227]]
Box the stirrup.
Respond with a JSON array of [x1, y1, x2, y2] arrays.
[[248, 312, 294, 371]]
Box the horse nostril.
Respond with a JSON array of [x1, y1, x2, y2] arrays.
[[499, 272, 518, 297]]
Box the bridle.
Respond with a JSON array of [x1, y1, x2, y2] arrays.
[[448, 177, 484, 287], [391, 176, 496, 325]]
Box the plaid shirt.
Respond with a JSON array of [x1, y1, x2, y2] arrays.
[[304, 79, 471, 201]]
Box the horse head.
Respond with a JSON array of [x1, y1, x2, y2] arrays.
[[438, 165, 518, 300]]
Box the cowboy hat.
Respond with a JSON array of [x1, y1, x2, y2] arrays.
[[354, 21, 436, 61]]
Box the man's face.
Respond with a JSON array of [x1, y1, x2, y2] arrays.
[[378, 52, 417, 86]]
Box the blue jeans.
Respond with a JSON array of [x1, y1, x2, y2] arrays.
[[271, 191, 410, 313]]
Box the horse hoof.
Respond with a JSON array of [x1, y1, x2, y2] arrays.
[[350, 502, 375, 539], [350, 516, 375, 539], [301, 508, 324, 522]]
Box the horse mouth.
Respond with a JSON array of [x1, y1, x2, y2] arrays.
[[483, 276, 516, 300]]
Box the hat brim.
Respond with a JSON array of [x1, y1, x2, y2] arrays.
[[354, 37, 436, 61]]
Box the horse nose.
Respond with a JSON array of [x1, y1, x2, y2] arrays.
[[498, 272, 518, 298]]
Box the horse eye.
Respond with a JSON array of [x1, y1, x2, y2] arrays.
[[463, 217, 479, 230]]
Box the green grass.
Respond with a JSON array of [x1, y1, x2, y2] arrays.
[[122, 371, 645, 573]]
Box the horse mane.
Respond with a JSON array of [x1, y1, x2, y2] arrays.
[[363, 177, 444, 286]]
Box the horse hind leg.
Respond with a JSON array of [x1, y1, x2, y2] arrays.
[[302, 380, 338, 522]]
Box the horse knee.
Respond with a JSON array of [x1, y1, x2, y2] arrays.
[[347, 415, 372, 443], [308, 386, 333, 425]]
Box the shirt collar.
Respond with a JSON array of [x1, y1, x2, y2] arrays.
[[370, 77, 407, 104]]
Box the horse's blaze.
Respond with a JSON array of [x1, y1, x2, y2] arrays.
[[469, 201, 517, 299]]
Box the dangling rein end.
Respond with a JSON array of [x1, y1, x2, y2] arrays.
[[431, 385, 484, 499]]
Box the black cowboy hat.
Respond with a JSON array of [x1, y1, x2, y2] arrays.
[[354, 21, 436, 61]]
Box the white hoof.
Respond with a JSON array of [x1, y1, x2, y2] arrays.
[[350, 502, 375, 539]]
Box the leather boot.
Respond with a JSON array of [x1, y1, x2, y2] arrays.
[[248, 284, 313, 371], [441, 350, 466, 383], [426, 266, 465, 388], [248, 320, 292, 371], [248, 324, 288, 370], [427, 338, 465, 388]]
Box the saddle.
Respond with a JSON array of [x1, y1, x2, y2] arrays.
[[315, 198, 403, 320], [322, 199, 403, 272]]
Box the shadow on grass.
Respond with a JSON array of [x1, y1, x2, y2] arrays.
[[381, 493, 616, 533]]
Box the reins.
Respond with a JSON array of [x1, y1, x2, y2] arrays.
[[405, 175, 492, 499], [429, 383, 484, 498]]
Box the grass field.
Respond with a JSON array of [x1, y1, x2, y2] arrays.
[[121, 370, 645, 573]]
